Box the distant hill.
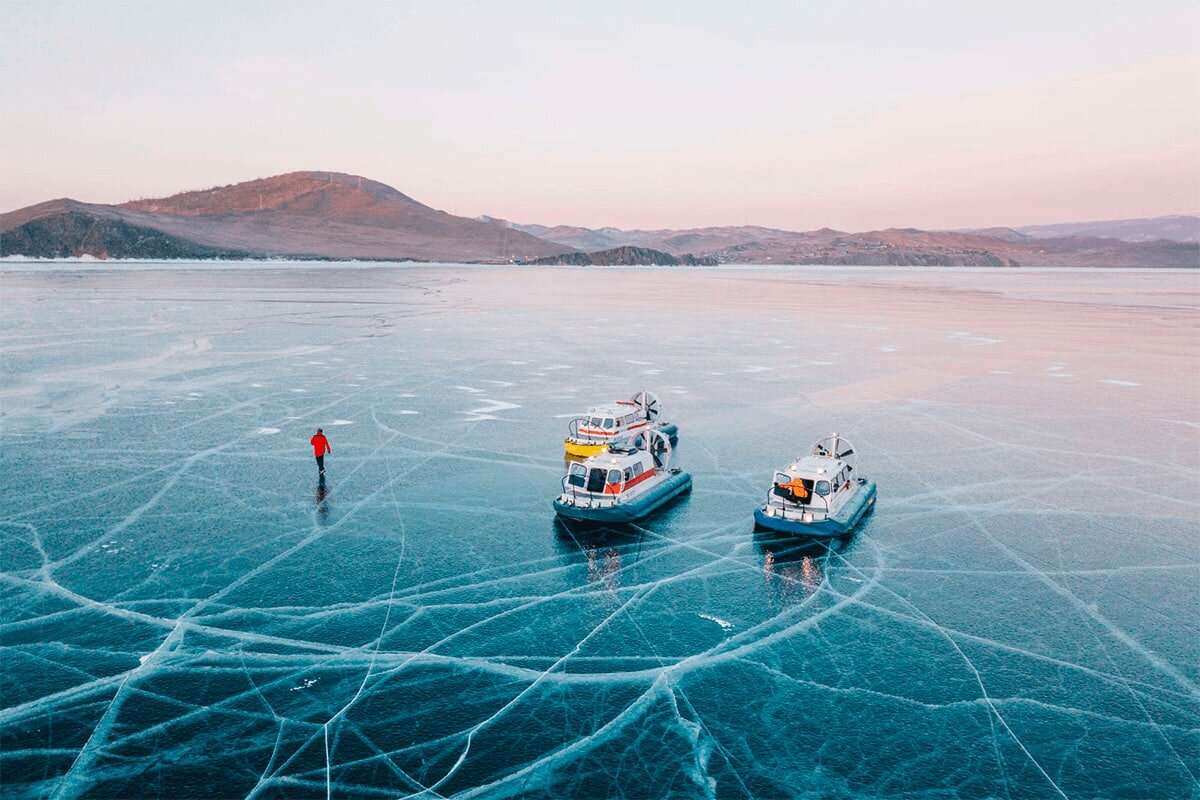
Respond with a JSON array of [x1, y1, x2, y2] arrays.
[[511, 221, 1198, 267], [0, 172, 570, 262], [1015, 215, 1200, 243], [2, 173, 1196, 266], [528, 246, 718, 266], [508, 222, 798, 255]]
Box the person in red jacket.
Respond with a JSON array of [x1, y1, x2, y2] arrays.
[[310, 428, 331, 475]]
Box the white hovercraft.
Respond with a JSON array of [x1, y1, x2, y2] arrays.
[[554, 429, 691, 523], [754, 434, 877, 537], [563, 390, 679, 459]]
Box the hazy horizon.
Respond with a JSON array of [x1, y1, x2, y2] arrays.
[[2, 1, 1197, 231]]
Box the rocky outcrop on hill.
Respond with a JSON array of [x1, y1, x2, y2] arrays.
[[0, 210, 257, 259], [528, 246, 718, 266]]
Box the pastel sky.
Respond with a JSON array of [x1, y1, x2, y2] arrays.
[[2, 0, 1197, 230]]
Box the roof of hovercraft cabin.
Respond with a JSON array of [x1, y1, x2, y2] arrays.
[[578, 444, 650, 469], [781, 453, 846, 478], [583, 401, 642, 419]]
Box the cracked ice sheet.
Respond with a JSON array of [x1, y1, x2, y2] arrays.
[[1, 263, 1198, 799]]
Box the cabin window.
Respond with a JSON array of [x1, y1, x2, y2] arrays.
[[567, 463, 587, 487], [607, 469, 622, 485], [626, 414, 637, 424], [815, 480, 831, 496], [623, 467, 633, 480], [603, 418, 614, 429], [586, 468, 607, 493], [589, 416, 603, 428], [631, 462, 644, 477]]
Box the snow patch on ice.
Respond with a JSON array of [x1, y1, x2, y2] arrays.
[[698, 613, 734, 632], [464, 399, 521, 421]]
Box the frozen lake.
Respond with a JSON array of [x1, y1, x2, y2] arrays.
[[2, 263, 1198, 798]]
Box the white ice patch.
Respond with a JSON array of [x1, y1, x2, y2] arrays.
[[254, 428, 281, 435], [880, 345, 900, 353], [454, 385, 484, 394], [1100, 379, 1141, 387], [464, 399, 521, 421], [291, 678, 318, 692], [744, 365, 772, 373], [698, 613, 734, 631], [951, 331, 1002, 345], [990, 370, 1014, 375], [397, 410, 420, 415], [329, 419, 354, 426], [625, 359, 653, 365]]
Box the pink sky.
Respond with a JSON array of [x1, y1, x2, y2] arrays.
[[1, 1, 1196, 230]]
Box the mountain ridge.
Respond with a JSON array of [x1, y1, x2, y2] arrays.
[[509, 218, 1199, 267], [2, 173, 1196, 266]]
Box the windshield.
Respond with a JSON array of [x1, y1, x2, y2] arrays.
[[567, 462, 587, 487]]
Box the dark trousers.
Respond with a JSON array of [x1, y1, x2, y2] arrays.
[[316, 455, 325, 472]]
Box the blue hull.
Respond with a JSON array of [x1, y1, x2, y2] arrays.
[[754, 480, 877, 537], [554, 472, 692, 523]]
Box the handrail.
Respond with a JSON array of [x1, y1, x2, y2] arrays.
[[765, 486, 830, 519]]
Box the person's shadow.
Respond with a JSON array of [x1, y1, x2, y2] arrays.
[[314, 475, 330, 524]]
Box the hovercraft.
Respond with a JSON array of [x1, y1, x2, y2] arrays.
[[753, 434, 877, 537], [554, 429, 691, 523], [563, 390, 679, 459]]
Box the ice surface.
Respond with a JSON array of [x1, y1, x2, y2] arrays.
[[1, 263, 1198, 799]]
